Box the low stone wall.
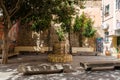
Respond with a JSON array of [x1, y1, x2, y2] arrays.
[[14, 46, 52, 54], [72, 47, 94, 53]]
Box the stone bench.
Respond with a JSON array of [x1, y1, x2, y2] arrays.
[[14, 46, 52, 54], [17, 64, 74, 75], [72, 47, 94, 54], [73, 51, 99, 56], [80, 61, 120, 71]]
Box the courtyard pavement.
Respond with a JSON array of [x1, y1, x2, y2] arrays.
[[0, 54, 120, 80]]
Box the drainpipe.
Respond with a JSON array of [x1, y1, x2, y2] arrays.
[[113, 0, 117, 53], [102, 0, 104, 24], [109, 0, 116, 56], [113, 0, 116, 34], [102, 0, 106, 55]]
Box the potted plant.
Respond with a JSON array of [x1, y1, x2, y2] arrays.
[[56, 28, 65, 42], [48, 26, 72, 63], [53, 27, 66, 54], [105, 47, 111, 56], [116, 47, 120, 58]]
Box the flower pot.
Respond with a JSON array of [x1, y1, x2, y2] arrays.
[[105, 50, 110, 56], [117, 53, 120, 59], [53, 41, 65, 54]]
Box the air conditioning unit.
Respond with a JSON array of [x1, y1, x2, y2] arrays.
[[102, 22, 109, 30]]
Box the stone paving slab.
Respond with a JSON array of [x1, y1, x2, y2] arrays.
[[0, 54, 120, 80]]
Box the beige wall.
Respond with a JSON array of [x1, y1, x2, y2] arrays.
[[84, 0, 102, 8]]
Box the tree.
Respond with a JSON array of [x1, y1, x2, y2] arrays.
[[0, 0, 78, 64], [82, 17, 96, 47], [75, 0, 86, 9], [0, 0, 24, 64], [73, 12, 96, 47], [73, 12, 86, 46]]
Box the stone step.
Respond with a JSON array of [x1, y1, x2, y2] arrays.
[[80, 61, 120, 71], [92, 66, 114, 71], [17, 64, 74, 75], [73, 51, 99, 56]]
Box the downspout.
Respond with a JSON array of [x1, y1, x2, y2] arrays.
[[102, 0, 105, 55], [113, 0, 117, 48]]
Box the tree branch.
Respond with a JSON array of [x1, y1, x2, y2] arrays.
[[10, 7, 20, 17], [10, 0, 22, 17], [22, 10, 33, 20], [0, 0, 12, 28]]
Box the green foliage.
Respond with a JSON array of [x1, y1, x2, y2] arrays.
[[52, 0, 75, 32], [74, 0, 86, 9], [73, 12, 86, 32], [20, 0, 75, 33], [56, 28, 65, 41], [3, 0, 86, 33], [79, 0, 86, 9], [3, 0, 84, 41], [73, 12, 96, 38], [22, 15, 51, 32], [82, 18, 96, 38], [116, 48, 119, 53]]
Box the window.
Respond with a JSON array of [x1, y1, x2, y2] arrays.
[[116, 0, 120, 9], [105, 5, 109, 16], [117, 36, 120, 47], [104, 32, 109, 43]]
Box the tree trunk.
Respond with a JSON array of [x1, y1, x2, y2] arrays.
[[78, 32, 82, 47], [1, 26, 9, 64], [84, 38, 89, 47], [48, 27, 51, 51], [1, 0, 12, 64], [68, 30, 72, 54]]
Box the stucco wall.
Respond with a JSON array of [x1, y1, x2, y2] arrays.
[[84, 0, 102, 8]]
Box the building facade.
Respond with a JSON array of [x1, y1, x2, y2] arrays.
[[102, 0, 120, 56]]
